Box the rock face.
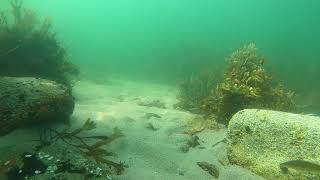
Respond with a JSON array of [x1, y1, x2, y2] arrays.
[[0, 77, 74, 136], [227, 109, 320, 179]]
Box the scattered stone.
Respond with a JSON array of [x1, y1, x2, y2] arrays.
[[227, 109, 320, 179], [0, 77, 74, 136]]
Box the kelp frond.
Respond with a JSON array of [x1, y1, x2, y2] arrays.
[[36, 118, 126, 174]]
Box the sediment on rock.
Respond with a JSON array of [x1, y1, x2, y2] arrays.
[[227, 109, 320, 179]]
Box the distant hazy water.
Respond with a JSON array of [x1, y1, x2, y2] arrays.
[[1, 0, 319, 91]]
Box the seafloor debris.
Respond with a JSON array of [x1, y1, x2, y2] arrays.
[[144, 112, 162, 119], [187, 135, 200, 148], [197, 161, 219, 178], [212, 138, 227, 148], [137, 100, 166, 109], [180, 135, 200, 153], [43, 119, 126, 174], [145, 122, 159, 131]]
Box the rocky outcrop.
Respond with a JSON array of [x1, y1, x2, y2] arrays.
[[0, 77, 74, 136], [227, 109, 320, 179]]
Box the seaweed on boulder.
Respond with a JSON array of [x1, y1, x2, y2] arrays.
[[202, 43, 295, 123], [0, 0, 79, 88], [177, 43, 296, 124]]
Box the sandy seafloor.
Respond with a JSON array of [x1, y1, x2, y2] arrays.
[[0, 78, 265, 180]]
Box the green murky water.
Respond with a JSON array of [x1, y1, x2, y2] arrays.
[[1, 1, 319, 86], [1, 1, 320, 179]]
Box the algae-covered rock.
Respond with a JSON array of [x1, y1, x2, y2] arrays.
[[227, 109, 320, 179], [0, 76, 74, 136]]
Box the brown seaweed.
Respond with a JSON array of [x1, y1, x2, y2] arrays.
[[177, 43, 296, 124], [36, 118, 126, 175]]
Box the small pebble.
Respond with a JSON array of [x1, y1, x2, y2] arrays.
[[4, 160, 10, 165], [35, 170, 41, 174], [48, 156, 53, 161], [19, 169, 23, 173]]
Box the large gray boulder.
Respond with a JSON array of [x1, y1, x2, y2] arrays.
[[227, 109, 320, 179], [0, 76, 74, 136]]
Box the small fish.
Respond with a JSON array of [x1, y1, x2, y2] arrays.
[[280, 160, 320, 173]]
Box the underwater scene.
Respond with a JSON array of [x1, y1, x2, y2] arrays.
[[0, 0, 320, 179]]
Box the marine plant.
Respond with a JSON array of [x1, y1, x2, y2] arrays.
[[37, 118, 126, 175], [202, 43, 295, 123], [0, 0, 78, 87], [176, 69, 217, 111], [177, 43, 296, 124], [0, 118, 125, 179]]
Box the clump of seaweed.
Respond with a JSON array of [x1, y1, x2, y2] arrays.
[[202, 43, 295, 123], [177, 43, 296, 124], [0, 0, 78, 87], [37, 118, 126, 175], [176, 69, 217, 111]]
